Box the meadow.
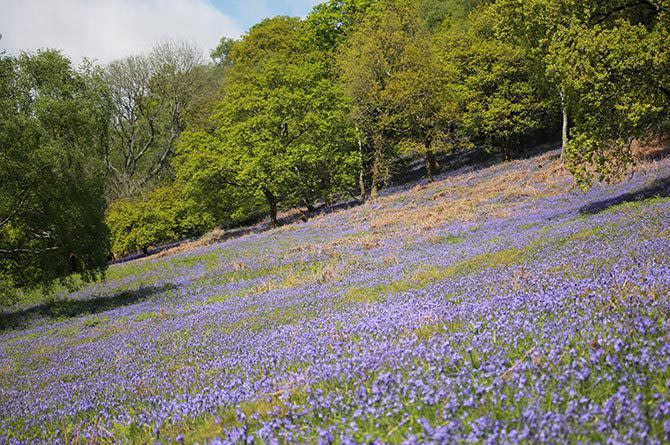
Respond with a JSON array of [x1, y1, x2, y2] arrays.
[[2, 148, 670, 444]]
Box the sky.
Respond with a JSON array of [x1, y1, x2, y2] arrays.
[[0, 0, 322, 64]]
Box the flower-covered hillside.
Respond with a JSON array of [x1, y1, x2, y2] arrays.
[[2, 149, 670, 444]]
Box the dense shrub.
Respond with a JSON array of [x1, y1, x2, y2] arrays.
[[106, 184, 214, 258]]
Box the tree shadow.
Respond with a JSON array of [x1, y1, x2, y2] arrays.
[[0, 284, 174, 331], [391, 141, 561, 189], [115, 142, 563, 263], [580, 174, 670, 215]]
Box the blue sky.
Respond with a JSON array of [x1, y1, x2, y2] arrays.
[[211, 0, 322, 30], [0, 0, 322, 64]]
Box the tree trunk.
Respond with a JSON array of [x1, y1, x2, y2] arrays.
[[560, 90, 570, 159], [425, 154, 435, 182], [562, 108, 570, 152], [263, 188, 278, 227], [424, 145, 440, 183], [370, 177, 379, 199], [69, 254, 79, 274], [370, 136, 384, 199], [358, 135, 368, 200], [503, 139, 511, 162], [516, 134, 524, 157], [359, 168, 367, 200]]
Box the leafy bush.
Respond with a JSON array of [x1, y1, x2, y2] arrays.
[[106, 183, 214, 258]]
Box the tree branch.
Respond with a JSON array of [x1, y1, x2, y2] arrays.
[[134, 116, 156, 163], [592, 0, 666, 24], [0, 189, 29, 230], [0, 246, 61, 256]]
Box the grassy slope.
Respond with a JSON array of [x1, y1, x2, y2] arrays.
[[2, 149, 670, 443]]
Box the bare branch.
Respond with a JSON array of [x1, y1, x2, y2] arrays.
[[0, 246, 61, 256], [104, 39, 205, 198], [0, 189, 30, 230]]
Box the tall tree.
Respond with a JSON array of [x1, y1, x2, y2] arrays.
[[305, 0, 378, 198], [176, 17, 357, 226], [384, 12, 463, 181], [338, 0, 425, 197], [437, 6, 548, 161], [548, 2, 669, 185], [104, 41, 210, 198], [0, 50, 110, 298], [210, 37, 237, 67], [303, 0, 376, 52]]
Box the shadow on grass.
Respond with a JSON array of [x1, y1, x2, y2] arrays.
[[580, 174, 670, 215], [114, 142, 562, 264], [0, 284, 174, 331]]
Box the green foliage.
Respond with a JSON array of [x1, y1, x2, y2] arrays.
[[417, 0, 487, 30], [338, 0, 428, 195], [210, 37, 236, 66], [303, 0, 377, 52], [548, 17, 666, 186], [106, 183, 214, 257], [490, 0, 670, 184], [438, 7, 549, 160], [174, 130, 267, 226], [382, 6, 466, 180], [177, 17, 358, 225], [0, 50, 110, 300]]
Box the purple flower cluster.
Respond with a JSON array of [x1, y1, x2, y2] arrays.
[[2, 150, 670, 443]]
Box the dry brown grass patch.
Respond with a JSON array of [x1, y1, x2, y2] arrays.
[[370, 172, 534, 231], [532, 155, 570, 184], [153, 228, 229, 259], [631, 135, 670, 162]]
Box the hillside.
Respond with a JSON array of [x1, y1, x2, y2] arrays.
[[2, 148, 670, 443]]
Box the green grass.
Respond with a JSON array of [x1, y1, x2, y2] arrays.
[[431, 234, 467, 245], [133, 312, 158, 322], [169, 251, 222, 272], [410, 319, 467, 340], [82, 316, 108, 328], [204, 259, 335, 304], [342, 248, 527, 306]]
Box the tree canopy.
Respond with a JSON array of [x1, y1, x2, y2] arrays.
[[176, 17, 357, 226], [0, 50, 110, 297], [103, 41, 213, 198]]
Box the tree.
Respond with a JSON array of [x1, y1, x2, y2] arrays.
[[490, 0, 670, 184], [547, 4, 669, 186], [104, 40, 211, 198], [417, 0, 487, 30], [210, 37, 236, 67], [303, 0, 376, 52], [438, 7, 548, 161], [338, 0, 423, 197], [548, 17, 667, 185], [305, 0, 377, 199], [0, 50, 110, 298], [383, 12, 463, 182], [176, 17, 357, 226]]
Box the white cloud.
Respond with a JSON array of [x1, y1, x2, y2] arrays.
[[0, 0, 242, 64]]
